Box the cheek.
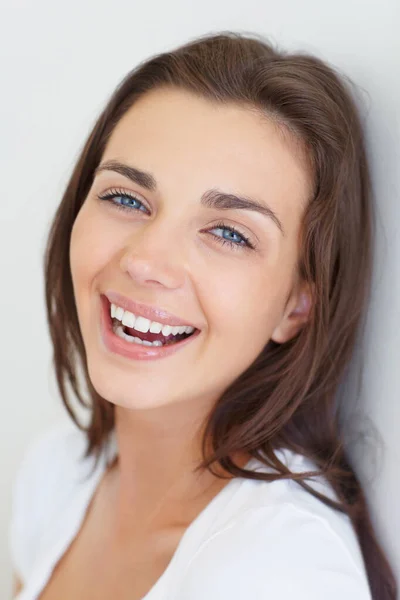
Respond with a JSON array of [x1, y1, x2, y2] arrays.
[[200, 261, 269, 332], [199, 256, 291, 350], [70, 203, 118, 291]]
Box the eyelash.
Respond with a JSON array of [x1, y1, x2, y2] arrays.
[[97, 188, 256, 251]]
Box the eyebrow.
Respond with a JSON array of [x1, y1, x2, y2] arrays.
[[95, 160, 285, 235]]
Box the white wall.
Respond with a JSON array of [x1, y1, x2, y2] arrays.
[[1, 0, 398, 595]]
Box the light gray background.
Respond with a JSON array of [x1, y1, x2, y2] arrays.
[[1, 0, 399, 596]]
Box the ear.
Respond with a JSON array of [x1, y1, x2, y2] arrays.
[[271, 280, 313, 344]]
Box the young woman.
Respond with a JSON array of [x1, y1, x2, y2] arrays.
[[9, 31, 396, 599]]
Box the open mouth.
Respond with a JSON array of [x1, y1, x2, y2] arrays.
[[105, 297, 198, 348], [112, 321, 195, 346]]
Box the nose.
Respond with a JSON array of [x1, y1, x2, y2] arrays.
[[119, 220, 187, 290]]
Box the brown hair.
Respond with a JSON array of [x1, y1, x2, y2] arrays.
[[44, 31, 396, 597]]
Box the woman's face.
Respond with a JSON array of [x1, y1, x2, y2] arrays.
[[70, 87, 311, 414]]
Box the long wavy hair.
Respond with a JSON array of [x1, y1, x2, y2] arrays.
[[44, 31, 396, 598]]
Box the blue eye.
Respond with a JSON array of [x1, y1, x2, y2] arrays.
[[97, 190, 255, 251], [97, 189, 149, 213], [209, 222, 254, 250]]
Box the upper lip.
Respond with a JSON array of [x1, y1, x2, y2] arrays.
[[104, 290, 198, 328]]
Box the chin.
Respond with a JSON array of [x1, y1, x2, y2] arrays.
[[86, 362, 179, 410]]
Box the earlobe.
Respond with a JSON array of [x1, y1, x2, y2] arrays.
[[271, 283, 313, 344]]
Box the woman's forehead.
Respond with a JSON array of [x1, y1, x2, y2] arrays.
[[100, 88, 312, 222]]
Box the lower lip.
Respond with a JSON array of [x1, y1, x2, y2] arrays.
[[99, 295, 199, 361]]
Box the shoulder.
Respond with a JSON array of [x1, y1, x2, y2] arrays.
[[11, 420, 92, 507], [9, 420, 96, 582], [177, 449, 372, 599]]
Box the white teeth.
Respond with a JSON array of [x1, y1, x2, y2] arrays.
[[121, 310, 135, 328], [134, 316, 151, 333], [149, 321, 163, 334], [114, 324, 164, 346], [115, 306, 124, 320], [110, 302, 196, 338]]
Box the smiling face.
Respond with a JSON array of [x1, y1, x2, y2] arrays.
[[70, 87, 312, 417]]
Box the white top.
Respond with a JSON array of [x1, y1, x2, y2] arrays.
[[9, 421, 372, 599]]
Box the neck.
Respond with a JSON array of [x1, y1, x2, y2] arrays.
[[105, 402, 217, 536], [102, 402, 252, 542]]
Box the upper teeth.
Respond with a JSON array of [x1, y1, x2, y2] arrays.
[[110, 303, 195, 337]]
